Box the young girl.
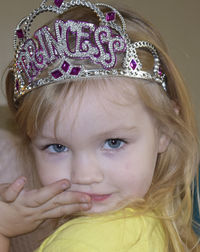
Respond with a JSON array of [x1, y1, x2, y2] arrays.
[[1, 0, 199, 251]]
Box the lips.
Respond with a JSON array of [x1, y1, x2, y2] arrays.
[[86, 193, 112, 202], [69, 190, 112, 202]]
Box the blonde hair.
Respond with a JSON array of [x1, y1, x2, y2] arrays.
[[5, 4, 200, 251]]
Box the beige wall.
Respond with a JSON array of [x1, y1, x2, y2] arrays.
[[0, 0, 199, 132]]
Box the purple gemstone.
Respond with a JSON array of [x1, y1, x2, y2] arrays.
[[16, 80, 19, 91], [130, 59, 137, 70], [54, 0, 64, 7], [61, 61, 70, 72], [158, 67, 162, 76], [70, 67, 81, 76], [106, 12, 116, 22], [16, 29, 24, 39], [51, 70, 63, 79]]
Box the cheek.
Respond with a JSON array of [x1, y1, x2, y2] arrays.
[[125, 164, 154, 197], [37, 167, 65, 186], [33, 154, 70, 186], [112, 154, 156, 198], [126, 144, 158, 197]]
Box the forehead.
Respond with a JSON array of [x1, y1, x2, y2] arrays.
[[39, 78, 154, 138], [61, 77, 142, 111]]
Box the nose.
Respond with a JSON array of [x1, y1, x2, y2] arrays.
[[71, 152, 104, 185]]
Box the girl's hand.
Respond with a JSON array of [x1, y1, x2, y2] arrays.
[[0, 177, 91, 238]]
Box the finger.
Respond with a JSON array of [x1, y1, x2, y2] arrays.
[[0, 177, 26, 202], [22, 179, 71, 207], [0, 183, 10, 194], [40, 202, 92, 219], [41, 191, 91, 212]]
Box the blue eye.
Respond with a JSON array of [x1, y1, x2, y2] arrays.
[[104, 139, 125, 150], [46, 144, 68, 153]]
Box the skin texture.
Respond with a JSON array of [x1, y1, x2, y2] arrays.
[[0, 129, 91, 252], [31, 80, 169, 214], [0, 178, 92, 237]]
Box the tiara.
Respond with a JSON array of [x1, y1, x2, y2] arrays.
[[13, 0, 167, 102]]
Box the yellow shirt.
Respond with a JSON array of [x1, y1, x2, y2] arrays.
[[35, 208, 165, 252]]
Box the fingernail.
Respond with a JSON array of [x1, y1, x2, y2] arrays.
[[81, 203, 91, 210], [80, 196, 91, 203], [16, 178, 26, 187], [61, 183, 69, 190]]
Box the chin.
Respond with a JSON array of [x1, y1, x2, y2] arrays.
[[86, 201, 126, 215], [86, 205, 110, 214]]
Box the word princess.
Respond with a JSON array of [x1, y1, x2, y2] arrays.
[[18, 20, 126, 82], [13, 0, 166, 101]]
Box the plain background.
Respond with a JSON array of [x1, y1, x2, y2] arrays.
[[0, 0, 199, 133]]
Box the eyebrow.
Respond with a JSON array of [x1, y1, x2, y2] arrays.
[[33, 125, 138, 142], [92, 126, 138, 138]]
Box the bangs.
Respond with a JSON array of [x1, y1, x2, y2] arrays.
[[16, 79, 90, 138], [15, 76, 171, 139], [16, 77, 137, 138]]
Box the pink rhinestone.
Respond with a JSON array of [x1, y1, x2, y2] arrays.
[[16, 29, 24, 39], [70, 67, 81, 75], [158, 67, 162, 76], [106, 12, 116, 22], [51, 70, 63, 79], [54, 0, 64, 7], [130, 59, 137, 70], [62, 61, 70, 72]]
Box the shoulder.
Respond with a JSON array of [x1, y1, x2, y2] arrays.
[[36, 208, 166, 252]]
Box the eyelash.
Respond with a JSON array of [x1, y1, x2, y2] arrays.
[[103, 138, 127, 151], [42, 144, 68, 154], [42, 138, 127, 154]]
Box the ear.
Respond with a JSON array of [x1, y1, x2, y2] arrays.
[[171, 100, 180, 116], [158, 132, 171, 153]]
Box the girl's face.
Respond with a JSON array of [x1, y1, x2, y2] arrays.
[[31, 79, 168, 213]]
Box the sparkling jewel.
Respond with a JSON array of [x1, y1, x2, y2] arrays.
[[51, 70, 63, 79], [16, 29, 24, 39], [130, 59, 137, 70], [70, 67, 81, 75], [54, 0, 64, 8], [158, 67, 162, 76], [61, 61, 70, 72], [106, 12, 116, 21]]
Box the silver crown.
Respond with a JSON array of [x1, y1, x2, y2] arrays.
[[13, 0, 167, 102]]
